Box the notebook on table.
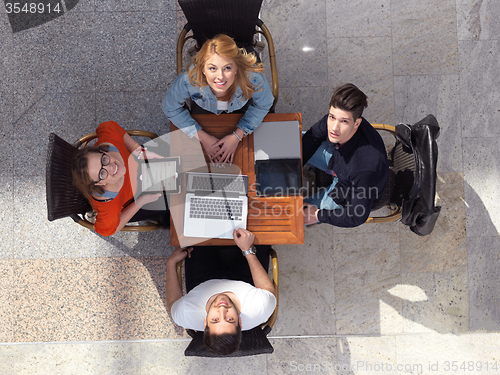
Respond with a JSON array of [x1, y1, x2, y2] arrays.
[[183, 172, 249, 239]]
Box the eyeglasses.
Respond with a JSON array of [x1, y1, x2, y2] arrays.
[[96, 152, 111, 183]]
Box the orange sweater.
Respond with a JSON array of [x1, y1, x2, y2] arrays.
[[91, 121, 138, 236]]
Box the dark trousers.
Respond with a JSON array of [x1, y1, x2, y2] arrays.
[[130, 206, 169, 223], [184, 245, 271, 292]]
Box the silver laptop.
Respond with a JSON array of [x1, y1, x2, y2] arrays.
[[183, 172, 249, 239], [253, 120, 302, 196], [253, 120, 301, 161]]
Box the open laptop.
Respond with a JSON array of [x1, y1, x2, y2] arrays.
[[183, 172, 249, 239], [253, 120, 302, 196]]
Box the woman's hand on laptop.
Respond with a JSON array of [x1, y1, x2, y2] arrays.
[[233, 228, 255, 251], [213, 133, 239, 165], [196, 129, 221, 163]]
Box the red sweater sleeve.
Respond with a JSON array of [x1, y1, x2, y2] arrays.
[[95, 121, 127, 144]]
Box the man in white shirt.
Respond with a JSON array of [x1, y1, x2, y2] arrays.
[[166, 228, 277, 355]]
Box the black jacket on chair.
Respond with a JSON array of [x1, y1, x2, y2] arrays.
[[395, 114, 441, 236]]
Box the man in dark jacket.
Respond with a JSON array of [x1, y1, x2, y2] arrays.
[[302, 83, 388, 227]]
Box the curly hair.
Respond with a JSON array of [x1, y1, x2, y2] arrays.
[[203, 324, 242, 355], [188, 34, 264, 102], [71, 145, 109, 201]]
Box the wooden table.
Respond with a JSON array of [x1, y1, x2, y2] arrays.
[[169, 113, 304, 247]]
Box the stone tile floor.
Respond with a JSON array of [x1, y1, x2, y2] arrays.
[[1, 0, 499, 373]]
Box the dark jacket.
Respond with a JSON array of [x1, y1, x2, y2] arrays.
[[303, 115, 389, 227], [396, 114, 441, 236]]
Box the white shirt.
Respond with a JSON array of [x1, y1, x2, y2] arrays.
[[217, 100, 229, 111], [171, 279, 276, 331]]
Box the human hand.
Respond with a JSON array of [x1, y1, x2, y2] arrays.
[[197, 130, 221, 163], [140, 150, 164, 160], [213, 133, 240, 165], [136, 193, 162, 207], [303, 202, 320, 225], [233, 228, 255, 252], [167, 246, 193, 266]]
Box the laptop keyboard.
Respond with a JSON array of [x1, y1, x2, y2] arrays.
[[192, 175, 246, 193], [189, 197, 244, 221]]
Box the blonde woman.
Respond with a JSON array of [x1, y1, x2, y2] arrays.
[[162, 34, 274, 164]]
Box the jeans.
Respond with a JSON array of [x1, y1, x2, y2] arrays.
[[304, 140, 341, 211]]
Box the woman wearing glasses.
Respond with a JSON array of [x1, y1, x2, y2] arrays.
[[71, 121, 165, 236]]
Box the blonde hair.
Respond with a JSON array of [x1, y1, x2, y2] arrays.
[[188, 34, 264, 101]]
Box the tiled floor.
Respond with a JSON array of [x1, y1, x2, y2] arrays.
[[1, 0, 499, 374]]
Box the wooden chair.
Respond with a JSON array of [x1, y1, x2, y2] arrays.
[[46, 130, 162, 232], [176, 0, 279, 111], [365, 124, 415, 223], [175, 247, 279, 357]]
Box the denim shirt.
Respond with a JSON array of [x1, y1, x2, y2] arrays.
[[162, 69, 274, 138]]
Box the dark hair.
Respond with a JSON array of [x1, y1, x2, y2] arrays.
[[329, 83, 368, 120], [71, 144, 109, 201], [203, 324, 242, 355]]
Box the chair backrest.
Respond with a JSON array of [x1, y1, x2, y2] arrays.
[[370, 124, 415, 209], [178, 0, 263, 49], [390, 140, 415, 206], [184, 326, 273, 357], [367, 124, 416, 223], [46, 133, 92, 221], [370, 168, 395, 211]]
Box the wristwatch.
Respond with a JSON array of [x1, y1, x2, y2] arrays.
[[242, 245, 257, 257]]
